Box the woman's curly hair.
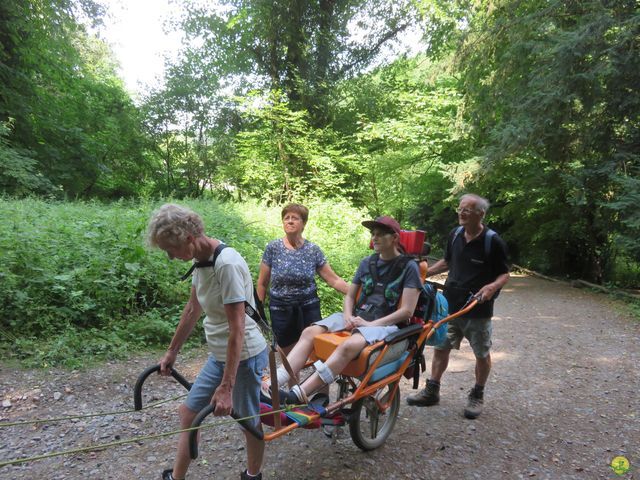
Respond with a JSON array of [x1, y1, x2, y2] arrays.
[[147, 204, 205, 248]]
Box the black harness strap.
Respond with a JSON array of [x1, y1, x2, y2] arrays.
[[367, 253, 411, 286], [179, 243, 270, 334], [180, 243, 228, 281], [355, 254, 412, 321]]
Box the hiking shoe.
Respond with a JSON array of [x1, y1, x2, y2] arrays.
[[464, 389, 484, 419], [309, 392, 329, 408], [162, 469, 182, 480], [281, 388, 302, 405], [241, 469, 262, 479], [262, 386, 300, 406], [406, 382, 440, 407]]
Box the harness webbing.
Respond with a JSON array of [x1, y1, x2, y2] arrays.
[[355, 254, 411, 320]]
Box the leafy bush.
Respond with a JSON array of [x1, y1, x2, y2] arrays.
[[0, 197, 368, 367]]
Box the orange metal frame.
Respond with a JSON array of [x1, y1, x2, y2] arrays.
[[261, 298, 478, 442]]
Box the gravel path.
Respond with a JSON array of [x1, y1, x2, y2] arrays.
[[1, 274, 638, 479]]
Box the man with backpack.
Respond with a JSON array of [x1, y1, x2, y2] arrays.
[[407, 194, 510, 419]]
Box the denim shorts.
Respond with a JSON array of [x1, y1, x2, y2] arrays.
[[435, 316, 492, 358], [185, 348, 268, 427], [313, 312, 399, 344]]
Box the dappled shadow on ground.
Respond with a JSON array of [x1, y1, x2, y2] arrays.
[[1, 276, 639, 479]]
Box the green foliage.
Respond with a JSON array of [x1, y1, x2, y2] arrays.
[[430, 0, 640, 282], [0, 121, 54, 196], [139, 0, 425, 199], [10, 328, 130, 370], [0, 197, 367, 366], [177, 0, 421, 126], [0, 199, 180, 335], [330, 54, 473, 240], [229, 92, 348, 203], [0, 0, 152, 199]]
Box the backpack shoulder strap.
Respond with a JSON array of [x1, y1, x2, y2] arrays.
[[180, 243, 228, 281], [179, 244, 271, 335], [367, 254, 381, 282], [243, 291, 271, 335], [452, 226, 464, 247], [484, 228, 496, 259], [454, 226, 495, 260]]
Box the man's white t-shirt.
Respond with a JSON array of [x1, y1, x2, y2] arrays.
[[192, 246, 266, 361]]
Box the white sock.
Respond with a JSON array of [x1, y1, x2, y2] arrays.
[[276, 367, 290, 387], [290, 384, 303, 402]]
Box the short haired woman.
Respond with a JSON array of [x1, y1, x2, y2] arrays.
[[148, 203, 268, 480], [257, 203, 348, 356]]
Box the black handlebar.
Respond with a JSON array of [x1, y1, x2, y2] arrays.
[[189, 404, 264, 459], [133, 363, 264, 459], [133, 364, 193, 411]]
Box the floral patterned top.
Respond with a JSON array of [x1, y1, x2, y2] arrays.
[[262, 238, 327, 303]]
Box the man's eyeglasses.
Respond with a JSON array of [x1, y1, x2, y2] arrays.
[[456, 207, 480, 215]]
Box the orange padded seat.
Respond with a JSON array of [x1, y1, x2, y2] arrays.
[[311, 332, 411, 378]]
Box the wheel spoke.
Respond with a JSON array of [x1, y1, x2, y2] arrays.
[[368, 411, 379, 438]]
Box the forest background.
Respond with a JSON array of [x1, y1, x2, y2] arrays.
[[1, 0, 638, 366]]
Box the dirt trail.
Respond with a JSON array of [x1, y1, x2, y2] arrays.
[[1, 275, 639, 479]]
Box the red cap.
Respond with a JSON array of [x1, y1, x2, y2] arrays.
[[361, 216, 401, 235]]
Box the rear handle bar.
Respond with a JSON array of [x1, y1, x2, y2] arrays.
[[132, 363, 263, 454], [133, 364, 193, 411], [189, 404, 264, 459]]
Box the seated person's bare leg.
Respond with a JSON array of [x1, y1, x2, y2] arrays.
[[297, 334, 367, 397], [271, 324, 328, 388]]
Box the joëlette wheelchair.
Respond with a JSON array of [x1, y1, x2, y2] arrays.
[[133, 230, 478, 457]]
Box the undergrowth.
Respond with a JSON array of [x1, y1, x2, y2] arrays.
[[0, 197, 369, 367]]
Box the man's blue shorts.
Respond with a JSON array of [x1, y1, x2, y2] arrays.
[[185, 348, 268, 427]]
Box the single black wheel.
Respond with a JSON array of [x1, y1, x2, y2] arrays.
[[348, 382, 400, 451]]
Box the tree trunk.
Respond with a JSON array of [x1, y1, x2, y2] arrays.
[[283, 0, 306, 106]]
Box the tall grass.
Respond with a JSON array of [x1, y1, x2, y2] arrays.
[[0, 198, 369, 367]]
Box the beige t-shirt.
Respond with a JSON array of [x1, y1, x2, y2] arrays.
[[192, 246, 266, 361]]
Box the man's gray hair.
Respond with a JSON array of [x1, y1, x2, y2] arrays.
[[460, 194, 490, 213], [147, 203, 205, 248]]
